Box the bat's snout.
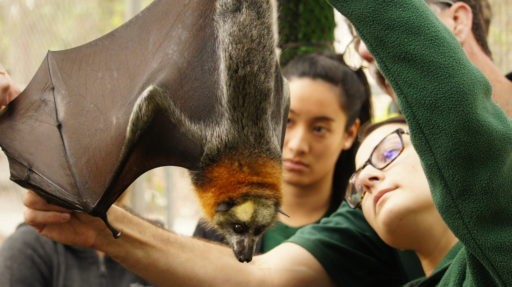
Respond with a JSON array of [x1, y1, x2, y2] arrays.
[[229, 234, 259, 263], [212, 197, 280, 262]]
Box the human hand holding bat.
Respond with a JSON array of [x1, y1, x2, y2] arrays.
[[23, 190, 110, 249], [2, 0, 287, 263], [0, 64, 21, 108]]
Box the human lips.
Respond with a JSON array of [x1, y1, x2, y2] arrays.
[[283, 159, 309, 172], [373, 187, 396, 208]]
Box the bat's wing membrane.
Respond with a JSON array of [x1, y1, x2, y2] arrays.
[[0, 0, 219, 215]]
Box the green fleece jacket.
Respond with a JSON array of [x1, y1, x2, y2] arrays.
[[329, 0, 512, 286]]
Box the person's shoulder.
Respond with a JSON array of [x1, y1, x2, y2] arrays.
[[6, 224, 44, 242], [318, 202, 369, 228], [290, 202, 375, 242], [1, 223, 52, 251], [0, 223, 59, 266]]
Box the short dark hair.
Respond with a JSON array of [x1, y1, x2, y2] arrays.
[[477, 0, 492, 38]]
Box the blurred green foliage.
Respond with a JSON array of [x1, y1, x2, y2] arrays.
[[278, 0, 336, 66]]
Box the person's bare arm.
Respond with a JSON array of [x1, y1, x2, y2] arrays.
[[0, 64, 21, 107], [23, 191, 334, 287]]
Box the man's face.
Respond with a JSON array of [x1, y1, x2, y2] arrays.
[[356, 40, 396, 100], [355, 2, 455, 102]]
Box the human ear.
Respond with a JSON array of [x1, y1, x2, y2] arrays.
[[341, 119, 360, 150], [449, 2, 473, 43]]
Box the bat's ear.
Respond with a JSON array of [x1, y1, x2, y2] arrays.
[[276, 206, 290, 218], [216, 200, 235, 212], [273, 201, 290, 217]]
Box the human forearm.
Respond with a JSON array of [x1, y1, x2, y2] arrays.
[[24, 186, 331, 287], [99, 206, 259, 287], [24, 192, 265, 287], [99, 206, 332, 287]]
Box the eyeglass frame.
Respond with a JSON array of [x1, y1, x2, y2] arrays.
[[341, 35, 366, 71], [345, 128, 410, 209]]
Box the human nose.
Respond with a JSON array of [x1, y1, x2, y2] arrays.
[[356, 164, 384, 195], [357, 40, 374, 63], [285, 127, 309, 154]]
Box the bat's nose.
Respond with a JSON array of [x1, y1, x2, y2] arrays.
[[236, 252, 252, 263], [231, 235, 258, 263]]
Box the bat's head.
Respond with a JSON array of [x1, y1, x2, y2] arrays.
[[213, 196, 278, 262]]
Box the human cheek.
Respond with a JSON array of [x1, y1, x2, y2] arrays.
[[361, 197, 377, 229], [282, 126, 295, 152], [399, 152, 427, 184]]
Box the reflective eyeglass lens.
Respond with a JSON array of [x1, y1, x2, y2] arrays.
[[371, 132, 403, 169], [346, 180, 363, 208], [343, 36, 363, 71]]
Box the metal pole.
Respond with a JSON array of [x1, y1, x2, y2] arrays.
[[165, 167, 174, 229]]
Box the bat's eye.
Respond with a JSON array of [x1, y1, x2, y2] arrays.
[[233, 223, 247, 234]]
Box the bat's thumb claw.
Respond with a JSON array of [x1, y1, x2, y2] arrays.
[[100, 214, 122, 238]]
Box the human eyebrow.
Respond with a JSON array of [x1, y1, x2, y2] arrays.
[[311, 116, 335, 123]]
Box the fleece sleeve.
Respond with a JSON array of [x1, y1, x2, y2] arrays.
[[328, 0, 512, 285]]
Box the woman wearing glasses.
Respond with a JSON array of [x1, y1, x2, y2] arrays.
[[346, 117, 458, 283], [338, 0, 511, 285]]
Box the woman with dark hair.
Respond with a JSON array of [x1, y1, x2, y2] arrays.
[[193, 52, 372, 252]]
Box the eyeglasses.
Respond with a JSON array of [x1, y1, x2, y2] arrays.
[[342, 35, 365, 71], [345, 128, 409, 208]]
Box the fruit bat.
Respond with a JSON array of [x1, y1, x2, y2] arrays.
[[0, 0, 288, 262]]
